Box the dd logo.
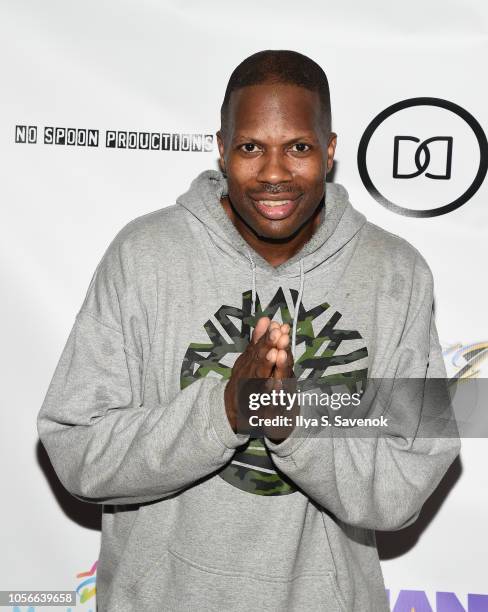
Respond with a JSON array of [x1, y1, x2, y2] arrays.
[[358, 97, 488, 217], [393, 136, 453, 180]]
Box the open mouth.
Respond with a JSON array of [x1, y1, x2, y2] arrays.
[[252, 196, 301, 220]]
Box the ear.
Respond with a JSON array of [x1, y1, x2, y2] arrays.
[[216, 130, 226, 175], [326, 132, 337, 174]]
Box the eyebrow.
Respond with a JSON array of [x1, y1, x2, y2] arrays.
[[232, 134, 318, 146]]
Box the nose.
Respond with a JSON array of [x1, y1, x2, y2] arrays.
[[255, 147, 293, 186]]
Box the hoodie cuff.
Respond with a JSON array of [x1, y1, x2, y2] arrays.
[[264, 425, 312, 458], [208, 380, 250, 449]]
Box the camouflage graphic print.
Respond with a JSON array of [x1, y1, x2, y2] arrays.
[[180, 288, 368, 496]]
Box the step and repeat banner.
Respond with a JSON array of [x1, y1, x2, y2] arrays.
[[1, 1, 487, 611]]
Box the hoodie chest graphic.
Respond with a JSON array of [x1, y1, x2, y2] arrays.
[[180, 288, 368, 496]]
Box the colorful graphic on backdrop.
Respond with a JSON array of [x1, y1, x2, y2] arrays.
[[386, 588, 488, 611], [443, 341, 488, 381], [10, 561, 98, 612]]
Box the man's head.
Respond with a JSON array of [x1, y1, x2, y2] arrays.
[[217, 50, 337, 243]]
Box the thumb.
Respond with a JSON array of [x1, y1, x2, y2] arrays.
[[251, 316, 270, 344]]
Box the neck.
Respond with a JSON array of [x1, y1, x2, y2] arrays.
[[220, 196, 324, 268]]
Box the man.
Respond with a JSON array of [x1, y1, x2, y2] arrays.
[[38, 50, 460, 611]]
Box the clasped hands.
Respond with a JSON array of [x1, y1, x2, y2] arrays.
[[224, 316, 298, 443]]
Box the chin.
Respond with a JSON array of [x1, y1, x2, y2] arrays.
[[254, 221, 297, 241]]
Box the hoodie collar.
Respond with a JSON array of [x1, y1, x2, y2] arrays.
[[176, 169, 367, 279]]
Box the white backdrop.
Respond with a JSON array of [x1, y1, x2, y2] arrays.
[[1, 1, 487, 611]]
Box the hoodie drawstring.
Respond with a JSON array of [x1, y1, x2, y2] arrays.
[[291, 258, 305, 360], [246, 250, 257, 323], [245, 249, 304, 362]]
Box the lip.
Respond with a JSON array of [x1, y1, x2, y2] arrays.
[[250, 194, 302, 220]]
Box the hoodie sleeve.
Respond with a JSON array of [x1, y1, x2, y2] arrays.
[[37, 227, 249, 506], [264, 254, 461, 531]]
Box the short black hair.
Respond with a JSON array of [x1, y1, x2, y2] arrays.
[[220, 50, 331, 136]]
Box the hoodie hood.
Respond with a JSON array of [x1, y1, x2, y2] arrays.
[[176, 169, 368, 358], [176, 169, 367, 278]]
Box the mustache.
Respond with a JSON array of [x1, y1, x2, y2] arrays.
[[249, 185, 301, 196]]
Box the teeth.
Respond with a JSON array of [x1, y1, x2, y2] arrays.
[[257, 200, 291, 207]]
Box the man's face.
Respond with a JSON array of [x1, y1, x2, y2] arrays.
[[217, 83, 337, 240]]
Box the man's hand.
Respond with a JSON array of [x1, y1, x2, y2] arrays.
[[263, 322, 297, 443], [224, 317, 295, 435], [224, 317, 291, 432]]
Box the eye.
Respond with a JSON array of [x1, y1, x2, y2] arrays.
[[290, 143, 311, 153], [239, 143, 261, 153]]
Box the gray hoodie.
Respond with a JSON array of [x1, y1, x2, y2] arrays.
[[37, 169, 460, 612]]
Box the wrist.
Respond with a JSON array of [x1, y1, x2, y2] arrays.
[[224, 382, 237, 433]]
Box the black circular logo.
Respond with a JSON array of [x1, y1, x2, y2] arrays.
[[357, 97, 488, 217]]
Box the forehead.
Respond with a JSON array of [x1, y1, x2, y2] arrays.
[[227, 83, 324, 136]]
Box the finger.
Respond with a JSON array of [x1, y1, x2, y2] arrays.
[[276, 348, 288, 370], [256, 324, 281, 355], [280, 323, 290, 335], [286, 346, 295, 369], [269, 327, 282, 345], [254, 321, 286, 365], [274, 348, 295, 380], [252, 317, 271, 344], [266, 347, 278, 363], [270, 349, 285, 381], [256, 347, 277, 378], [276, 332, 290, 350]]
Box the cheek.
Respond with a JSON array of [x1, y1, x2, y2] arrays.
[[228, 154, 259, 174], [290, 165, 326, 197], [303, 162, 327, 192], [299, 158, 327, 180]]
